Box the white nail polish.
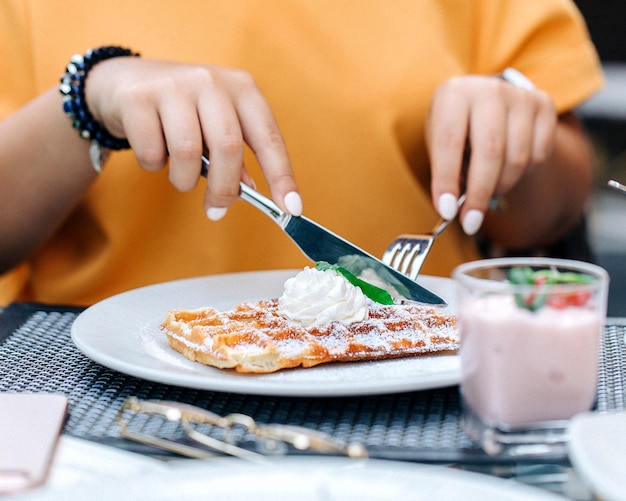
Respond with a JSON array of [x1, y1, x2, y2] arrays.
[[206, 207, 228, 221], [284, 191, 303, 216], [462, 209, 484, 235], [438, 193, 458, 220]]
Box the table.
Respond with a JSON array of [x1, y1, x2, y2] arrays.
[[2, 302, 624, 499]]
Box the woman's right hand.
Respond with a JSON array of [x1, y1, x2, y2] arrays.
[[85, 57, 302, 218]]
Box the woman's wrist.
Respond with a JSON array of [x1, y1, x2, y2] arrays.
[[59, 46, 139, 171]]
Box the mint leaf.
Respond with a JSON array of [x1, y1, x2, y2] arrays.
[[335, 255, 411, 299], [315, 262, 395, 305], [507, 266, 592, 312]]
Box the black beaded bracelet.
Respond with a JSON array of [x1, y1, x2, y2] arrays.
[[60, 46, 140, 151]]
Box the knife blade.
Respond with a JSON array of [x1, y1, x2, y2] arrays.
[[200, 156, 446, 305]]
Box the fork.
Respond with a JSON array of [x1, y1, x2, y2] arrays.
[[382, 195, 466, 280]]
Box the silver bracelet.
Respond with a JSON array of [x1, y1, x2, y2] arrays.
[[89, 141, 110, 174], [501, 67, 535, 90]]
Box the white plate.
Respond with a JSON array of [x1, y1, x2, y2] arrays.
[[22, 450, 562, 501], [71, 270, 459, 397], [568, 411, 626, 501]]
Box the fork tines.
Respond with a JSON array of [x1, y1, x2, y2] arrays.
[[382, 236, 434, 281]]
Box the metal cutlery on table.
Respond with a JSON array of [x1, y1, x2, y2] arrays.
[[200, 156, 446, 305], [608, 179, 626, 195], [382, 195, 465, 280], [117, 397, 368, 462]]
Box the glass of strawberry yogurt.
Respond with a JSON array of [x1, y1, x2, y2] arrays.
[[453, 257, 609, 456]]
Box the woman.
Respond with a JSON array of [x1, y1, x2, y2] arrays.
[[0, 0, 602, 305]]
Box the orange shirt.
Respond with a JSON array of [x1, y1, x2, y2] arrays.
[[0, 0, 602, 305]]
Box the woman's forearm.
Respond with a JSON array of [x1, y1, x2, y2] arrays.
[[0, 87, 97, 272]]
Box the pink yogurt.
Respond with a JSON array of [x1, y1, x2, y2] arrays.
[[459, 295, 602, 428]]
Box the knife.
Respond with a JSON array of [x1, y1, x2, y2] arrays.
[[201, 156, 446, 305]]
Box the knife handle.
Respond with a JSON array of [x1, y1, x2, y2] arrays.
[[200, 155, 288, 226]]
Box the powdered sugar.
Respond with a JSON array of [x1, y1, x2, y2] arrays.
[[162, 299, 457, 373]]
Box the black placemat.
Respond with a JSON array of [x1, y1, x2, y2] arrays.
[[1, 303, 624, 463]]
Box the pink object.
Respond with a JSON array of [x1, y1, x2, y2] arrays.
[[454, 257, 609, 434], [0, 394, 67, 494], [459, 295, 602, 427]]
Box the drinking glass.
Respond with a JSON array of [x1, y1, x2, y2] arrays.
[[453, 257, 609, 456]]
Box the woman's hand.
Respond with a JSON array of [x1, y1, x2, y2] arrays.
[[426, 74, 557, 235], [85, 57, 302, 218]]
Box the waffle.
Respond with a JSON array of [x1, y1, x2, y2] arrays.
[[161, 299, 458, 373]]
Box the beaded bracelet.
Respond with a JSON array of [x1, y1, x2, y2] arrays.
[[60, 46, 140, 171]]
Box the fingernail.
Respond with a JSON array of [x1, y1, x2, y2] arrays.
[[206, 207, 228, 221], [284, 191, 302, 216], [437, 193, 459, 220], [462, 209, 484, 235]]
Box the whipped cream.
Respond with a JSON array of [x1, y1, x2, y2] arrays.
[[277, 267, 369, 328]]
